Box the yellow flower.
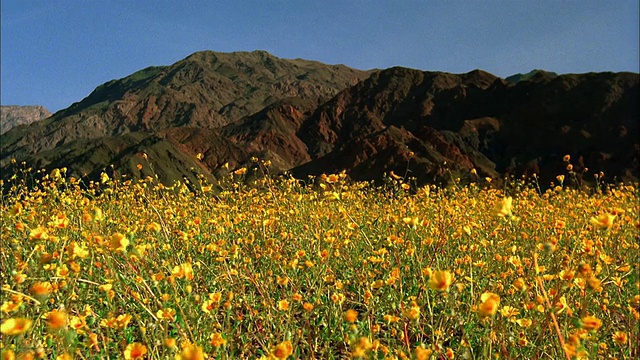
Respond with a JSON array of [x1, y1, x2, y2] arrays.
[[176, 344, 204, 360], [201, 298, 219, 314], [100, 172, 109, 184], [428, 270, 453, 291], [580, 315, 602, 331], [233, 167, 247, 175], [46, 310, 68, 330], [270, 340, 293, 359], [69, 242, 89, 259], [303, 302, 314, 312], [478, 292, 500, 318], [516, 318, 532, 327], [405, 304, 420, 320], [330, 293, 345, 305], [93, 207, 104, 221], [383, 314, 400, 323], [494, 197, 513, 217], [156, 308, 176, 321], [109, 232, 129, 252], [172, 263, 194, 280], [50, 168, 62, 179], [30, 281, 53, 297], [29, 226, 49, 241], [147, 222, 162, 232], [512, 278, 527, 291], [1, 349, 15, 360], [415, 345, 433, 360], [278, 299, 290, 311], [612, 331, 627, 345], [589, 213, 615, 229], [164, 338, 177, 349], [344, 309, 358, 323], [499, 305, 519, 320], [554, 296, 572, 316], [1, 317, 33, 335], [1, 300, 21, 314], [210, 332, 227, 347], [326, 174, 340, 183], [124, 342, 147, 359]]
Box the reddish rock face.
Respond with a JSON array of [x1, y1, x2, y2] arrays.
[[1, 50, 637, 188]]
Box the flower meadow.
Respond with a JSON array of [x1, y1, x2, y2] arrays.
[[1, 163, 638, 359]]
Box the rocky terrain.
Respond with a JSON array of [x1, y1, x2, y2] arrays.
[[1, 50, 637, 188], [0, 105, 51, 134]]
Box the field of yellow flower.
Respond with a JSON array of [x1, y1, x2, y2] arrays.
[[1, 168, 638, 359]]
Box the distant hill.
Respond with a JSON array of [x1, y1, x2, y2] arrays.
[[505, 69, 558, 84], [1, 51, 637, 188], [0, 105, 51, 134]]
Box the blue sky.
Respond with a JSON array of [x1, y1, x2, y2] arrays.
[[1, 1, 638, 113]]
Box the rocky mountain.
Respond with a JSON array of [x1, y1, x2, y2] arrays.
[[293, 68, 638, 186], [1, 50, 637, 188], [0, 105, 51, 134]]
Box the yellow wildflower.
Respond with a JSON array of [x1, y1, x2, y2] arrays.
[[428, 270, 453, 291], [344, 309, 358, 323], [172, 263, 194, 280], [270, 340, 293, 359], [123, 343, 147, 359], [210, 332, 227, 347], [612, 331, 627, 345], [176, 344, 204, 360], [46, 310, 68, 330], [494, 196, 513, 217], [30, 281, 53, 298], [109, 232, 129, 252], [277, 299, 290, 311], [415, 345, 433, 360], [478, 292, 500, 318], [589, 213, 615, 229], [1, 318, 33, 335], [581, 315, 602, 331]]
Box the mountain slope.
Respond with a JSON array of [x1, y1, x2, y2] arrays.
[[0, 50, 371, 172]]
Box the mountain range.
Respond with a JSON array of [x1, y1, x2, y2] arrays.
[[0, 105, 51, 134], [1, 50, 638, 188]]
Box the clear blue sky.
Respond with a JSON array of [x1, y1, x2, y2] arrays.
[[2, 1, 638, 113]]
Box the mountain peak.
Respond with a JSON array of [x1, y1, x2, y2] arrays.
[[505, 69, 558, 84]]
